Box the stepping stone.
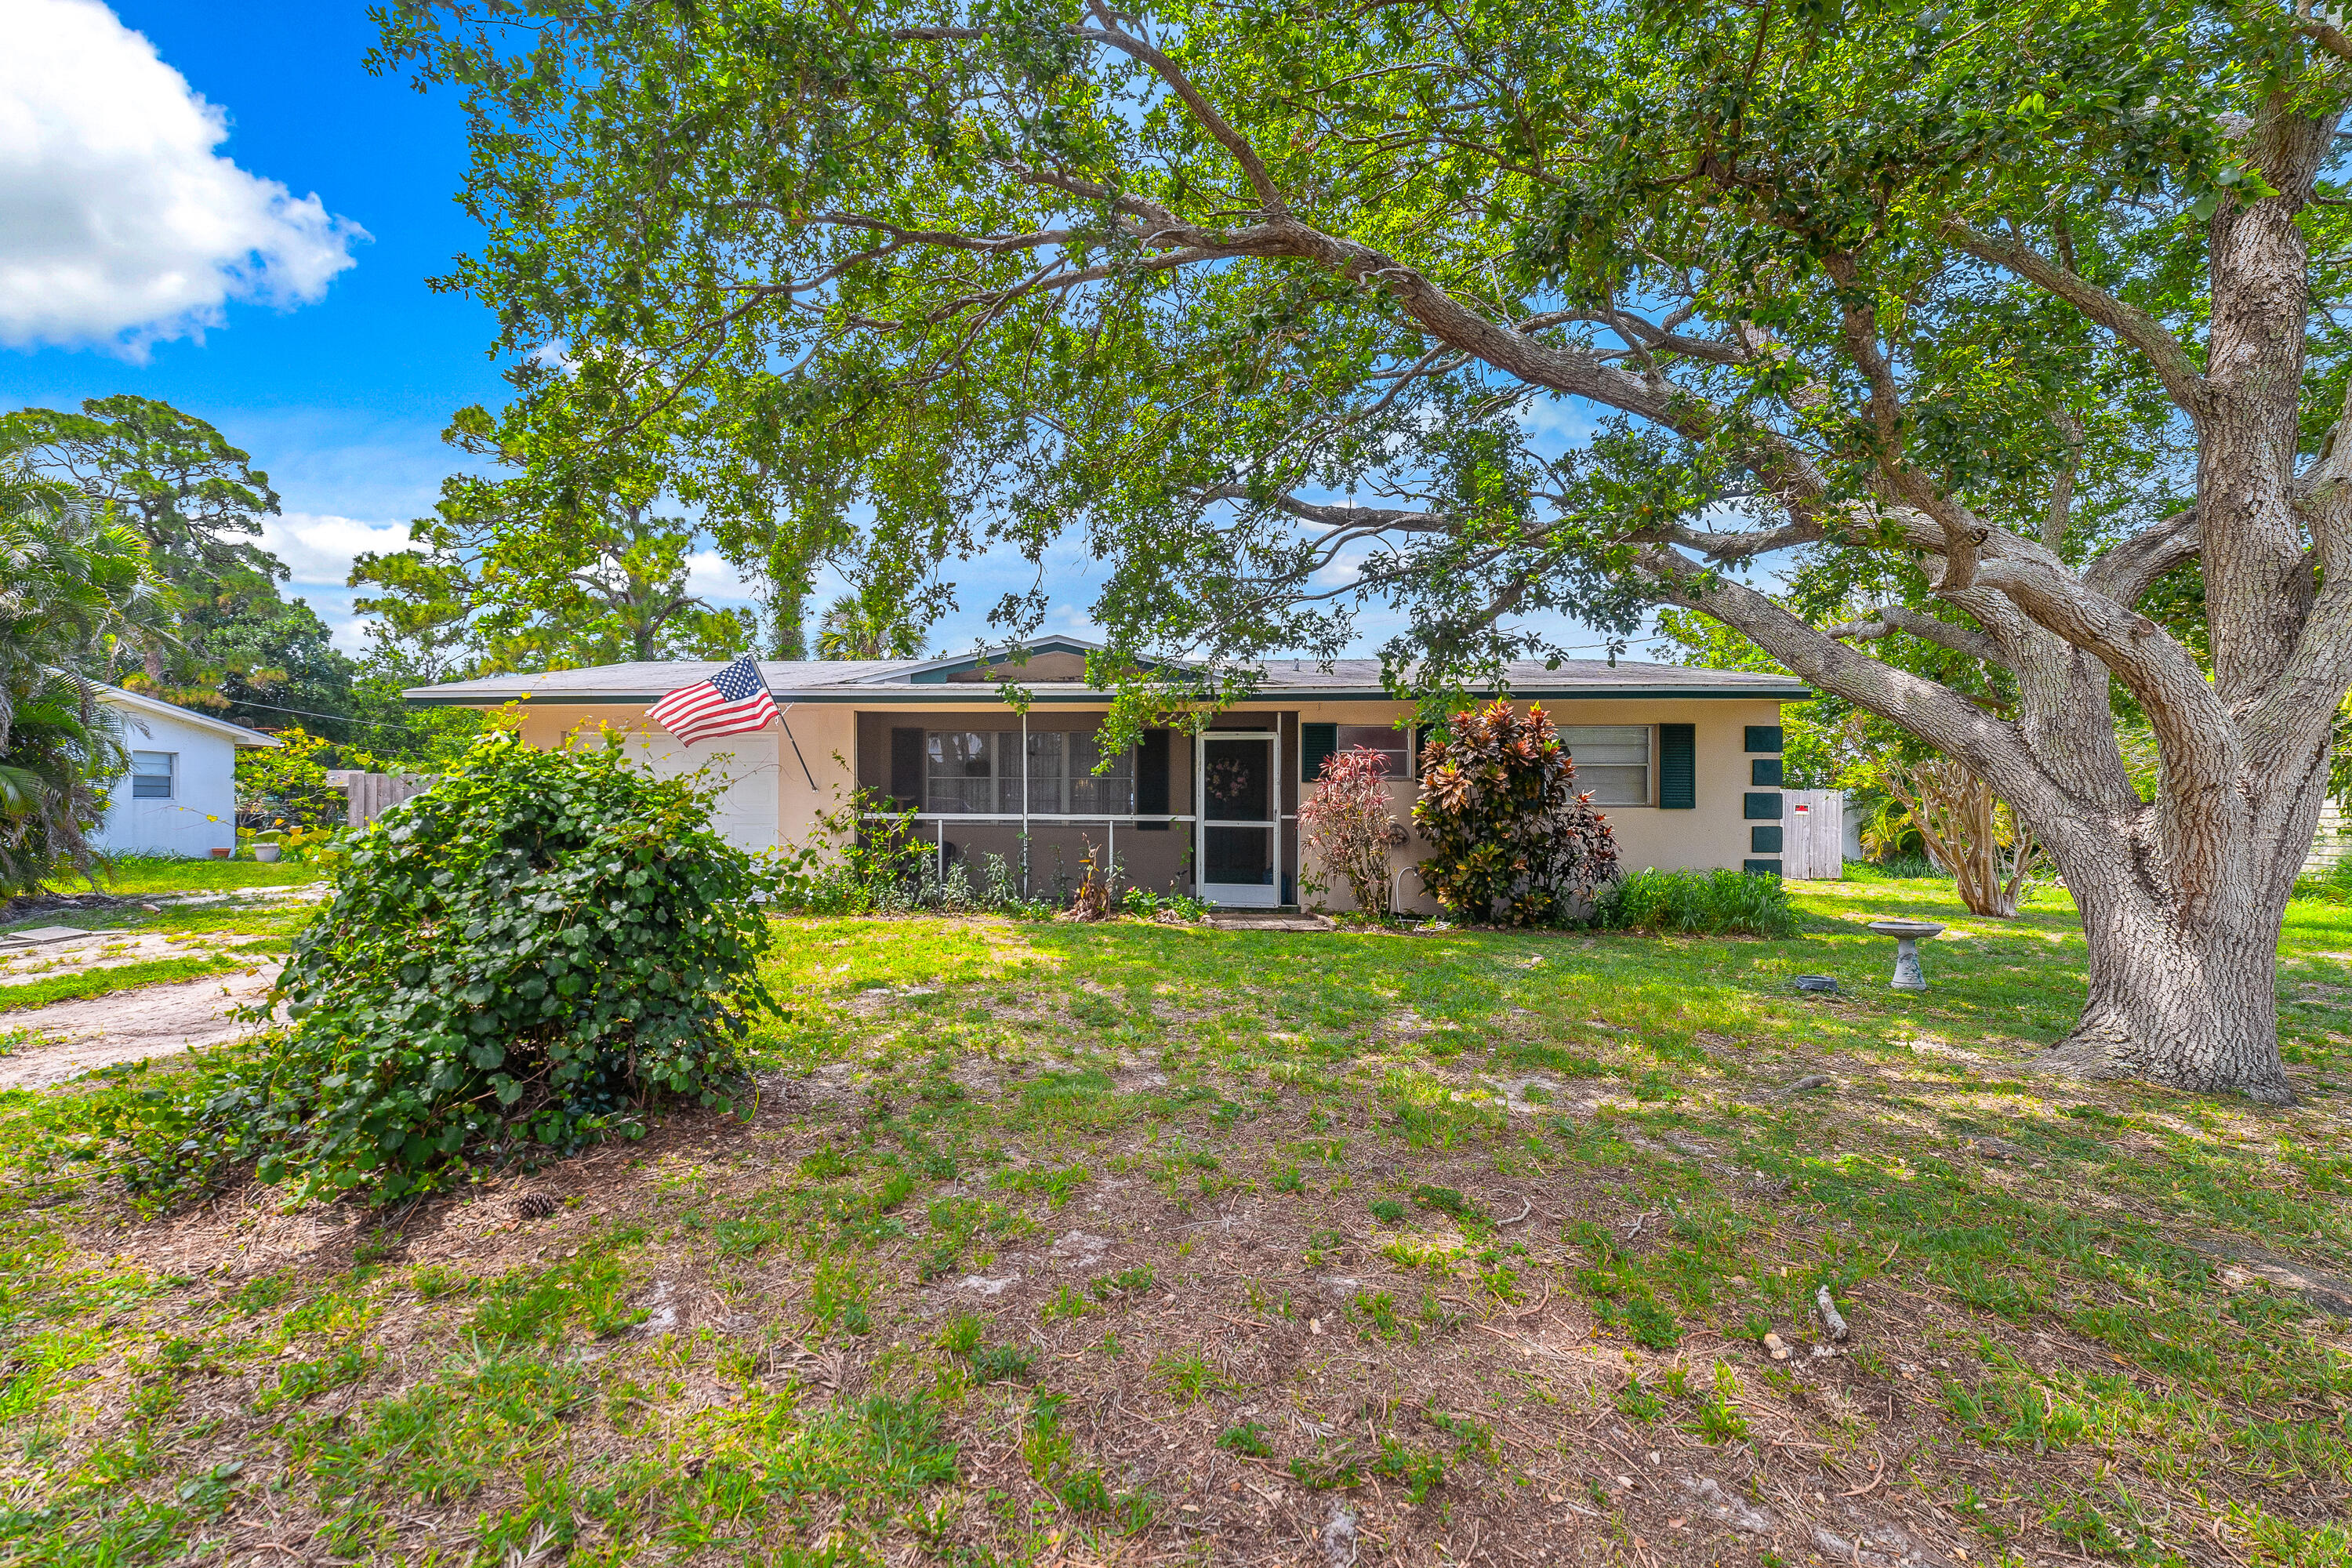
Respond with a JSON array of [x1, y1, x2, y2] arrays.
[[0, 927, 92, 948]]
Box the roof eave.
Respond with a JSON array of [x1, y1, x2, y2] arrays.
[[406, 682, 1811, 707], [98, 684, 283, 746]]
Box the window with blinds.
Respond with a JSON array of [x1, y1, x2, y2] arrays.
[[923, 730, 1134, 815], [1559, 725, 1651, 805], [129, 750, 176, 800]]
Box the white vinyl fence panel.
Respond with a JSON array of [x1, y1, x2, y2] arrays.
[[2307, 798, 2351, 876]]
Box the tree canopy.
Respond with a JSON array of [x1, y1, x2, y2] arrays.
[[1, 396, 282, 604], [379, 0, 2352, 1098], [0, 452, 170, 892], [354, 401, 791, 676]]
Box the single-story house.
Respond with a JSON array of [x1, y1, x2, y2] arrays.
[[405, 638, 1810, 913], [89, 684, 281, 858]]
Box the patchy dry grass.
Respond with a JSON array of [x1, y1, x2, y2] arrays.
[[0, 869, 2349, 1566]]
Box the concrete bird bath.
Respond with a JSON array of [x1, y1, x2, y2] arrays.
[[1866, 919, 1946, 991]]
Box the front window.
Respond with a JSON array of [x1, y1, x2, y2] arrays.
[[130, 750, 176, 800], [1336, 724, 1410, 779], [924, 730, 1134, 815], [1560, 725, 1650, 805], [925, 731, 997, 814], [1064, 731, 1134, 814]]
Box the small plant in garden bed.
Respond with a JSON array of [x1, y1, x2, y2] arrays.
[[1299, 744, 1410, 919], [1595, 866, 1799, 938], [108, 730, 775, 1203]]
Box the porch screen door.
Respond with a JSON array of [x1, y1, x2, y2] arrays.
[[1197, 731, 1279, 907]]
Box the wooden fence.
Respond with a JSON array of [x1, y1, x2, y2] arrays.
[[1778, 789, 1846, 880], [324, 771, 436, 828]]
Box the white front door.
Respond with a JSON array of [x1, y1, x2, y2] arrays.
[[1197, 731, 1280, 907]]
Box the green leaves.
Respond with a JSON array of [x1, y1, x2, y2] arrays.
[[118, 730, 775, 1204], [1413, 701, 1621, 925]]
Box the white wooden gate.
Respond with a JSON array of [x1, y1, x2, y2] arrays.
[[1779, 789, 1846, 880]]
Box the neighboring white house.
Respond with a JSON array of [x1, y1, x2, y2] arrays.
[[88, 685, 280, 858]]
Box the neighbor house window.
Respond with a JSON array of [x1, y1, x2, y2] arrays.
[[924, 730, 1134, 815], [129, 750, 176, 800], [1559, 725, 1650, 805], [1336, 724, 1410, 779]]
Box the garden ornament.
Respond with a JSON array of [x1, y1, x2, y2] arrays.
[[1867, 920, 1945, 991]]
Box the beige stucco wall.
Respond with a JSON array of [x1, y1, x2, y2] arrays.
[[494, 692, 1789, 907]]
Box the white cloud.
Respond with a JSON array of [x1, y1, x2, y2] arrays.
[[261, 511, 411, 588], [0, 0, 365, 353], [684, 550, 759, 602]]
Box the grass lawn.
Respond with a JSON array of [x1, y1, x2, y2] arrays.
[[37, 855, 328, 901], [0, 870, 2347, 1566], [0, 953, 245, 1014]]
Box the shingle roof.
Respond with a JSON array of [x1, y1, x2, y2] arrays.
[[405, 649, 1808, 706]]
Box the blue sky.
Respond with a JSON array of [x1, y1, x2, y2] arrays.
[[2, 1, 1654, 666], [4, 1, 512, 647]]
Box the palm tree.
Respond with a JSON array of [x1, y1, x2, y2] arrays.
[[815, 590, 925, 660], [0, 456, 172, 894]]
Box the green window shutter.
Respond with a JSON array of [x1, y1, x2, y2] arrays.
[[1751, 757, 1784, 786], [1751, 825, 1784, 853], [1658, 724, 1696, 809], [1744, 791, 1784, 820], [890, 728, 924, 808], [1301, 722, 1338, 781], [1744, 724, 1784, 753]]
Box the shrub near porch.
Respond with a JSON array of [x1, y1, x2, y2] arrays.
[[1, 870, 2350, 1564]]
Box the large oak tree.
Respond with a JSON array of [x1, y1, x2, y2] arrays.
[[380, 0, 2352, 1101]]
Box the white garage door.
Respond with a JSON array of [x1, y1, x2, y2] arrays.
[[623, 731, 781, 854]]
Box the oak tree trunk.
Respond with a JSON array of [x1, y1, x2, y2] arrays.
[[2040, 859, 2296, 1105]]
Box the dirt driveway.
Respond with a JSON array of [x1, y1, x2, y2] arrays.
[[0, 964, 283, 1091]]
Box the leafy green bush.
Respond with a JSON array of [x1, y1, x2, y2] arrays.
[[770, 787, 927, 913], [234, 724, 347, 831], [1594, 867, 1798, 938], [118, 731, 773, 1203], [2292, 858, 2352, 904], [1413, 700, 1619, 925]]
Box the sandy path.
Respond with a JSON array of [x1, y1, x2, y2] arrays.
[[0, 965, 284, 1091]]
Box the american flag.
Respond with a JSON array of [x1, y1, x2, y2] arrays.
[[648, 655, 778, 746]]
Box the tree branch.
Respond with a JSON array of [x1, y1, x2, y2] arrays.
[[1077, 11, 1285, 209], [2082, 506, 2200, 605], [2294, 0, 2352, 64], [1824, 604, 2007, 665], [1944, 222, 2210, 419]]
